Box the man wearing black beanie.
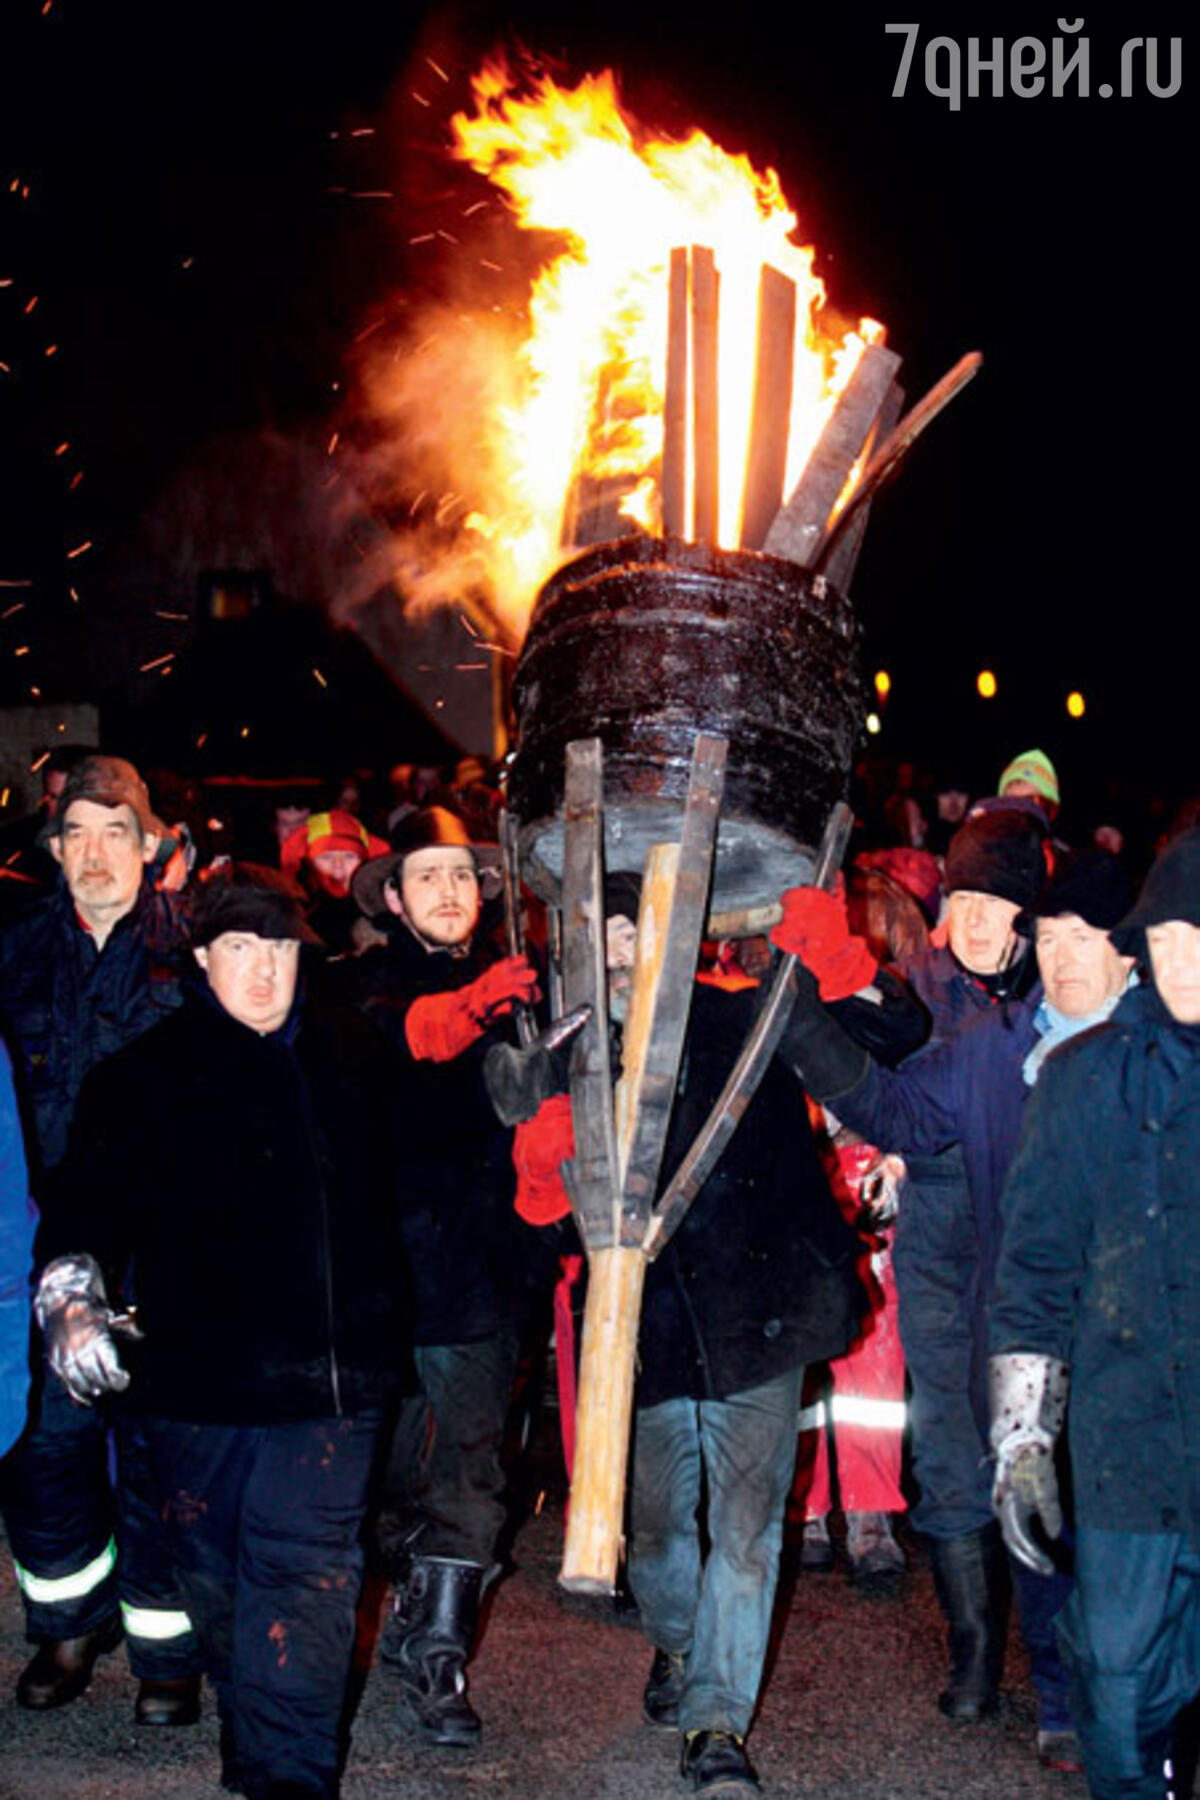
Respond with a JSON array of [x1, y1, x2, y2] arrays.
[[773, 840, 1134, 1770]]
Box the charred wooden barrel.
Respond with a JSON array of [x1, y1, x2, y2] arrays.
[[509, 535, 863, 913]]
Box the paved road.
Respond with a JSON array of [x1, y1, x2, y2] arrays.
[[0, 1479, 1093, 1800]]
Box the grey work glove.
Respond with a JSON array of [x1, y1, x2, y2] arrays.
[[482, 1004, 592, 1126], [989, 1352, 1070, 1576], [34, 1254, 140, 1406]]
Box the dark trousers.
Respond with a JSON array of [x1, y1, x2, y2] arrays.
[[379, 1331, 518, 1568], [144, 1413, 382, 1800], [1, 1371, 198, 1676], [1058, 1527, 1200, 1800], [894, 1170, 1072, 1729]]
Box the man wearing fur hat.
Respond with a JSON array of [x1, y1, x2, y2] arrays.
[[990, 827, 1200, 1799], [33, 864, 405, 1800], [0, 754, 203, 1722], [348, 807, 540, 1749], [775, 839, 1136, 1767]]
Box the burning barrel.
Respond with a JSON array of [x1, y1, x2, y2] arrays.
[[508, 533, 863, 915]]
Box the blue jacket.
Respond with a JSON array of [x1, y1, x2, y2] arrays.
[[0, 879, 185, 1178], [0, 1039, 35, 1458], [991, 983, 1200, 1536], [828, 990, 1042, 1283]]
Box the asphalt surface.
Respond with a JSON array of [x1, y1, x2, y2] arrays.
[[0, 1443, 1096, 1800]]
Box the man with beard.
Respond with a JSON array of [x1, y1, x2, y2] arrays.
[[0, 754, 202, 1722], [348, 807, 539, 1748]]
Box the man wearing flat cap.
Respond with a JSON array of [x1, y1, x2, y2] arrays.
[[990, 826, 1200, 1799], [348, 806, 539, 1749], [33, 864, 406, 1800], [0, 753, 204, 1721]]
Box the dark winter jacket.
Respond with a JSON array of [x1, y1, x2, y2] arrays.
[[637, 970, 927, 1407], [991, 982, 1200, 1536], [350, 922, 539, 1346], [0, 879, 185, 1177], [823, 988, 1042, 1285], [41, 982, 407, 1425]]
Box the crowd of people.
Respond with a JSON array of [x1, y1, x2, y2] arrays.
[[0, 737, 1195, 1800]]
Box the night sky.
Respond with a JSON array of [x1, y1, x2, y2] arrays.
[[0, 2, 1191, 838]]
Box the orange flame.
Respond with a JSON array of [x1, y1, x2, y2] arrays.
[[367, 63, 882, 642]]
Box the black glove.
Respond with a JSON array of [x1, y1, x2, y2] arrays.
[[777, 963, 870, 1100]]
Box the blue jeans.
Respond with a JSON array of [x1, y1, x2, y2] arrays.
[[627, 1367, 805, 1737], [1057, 1528, 1200, 1799]]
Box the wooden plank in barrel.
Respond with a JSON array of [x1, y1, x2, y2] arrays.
[[764, 343, 901, 567], [691, 246, 720, 544], [662, 247, 689, 539], [820, 380, 905, 596], [739, 265, 796, 551]]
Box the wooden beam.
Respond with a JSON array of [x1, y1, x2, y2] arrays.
[[691, 247, 720, 544], [561, 739, 620, 1252], [764, 342, 901, 566], [815, 351, 984, 572], [739, 266, 796, 550], [661, 247, 689, 539], [820, 380, 904, 595]]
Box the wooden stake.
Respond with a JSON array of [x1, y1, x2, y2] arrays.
[[739, 266, 796, 550], [764, 342, 901, 566], [815, 351, 984, 571], [662, 248, 689, 539], [560, 1243, 647, 1593], [691, 247, 720, 544], [615, 842, 680, 1185]]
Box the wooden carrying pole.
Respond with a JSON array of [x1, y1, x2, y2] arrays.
[[560, 737, 726, 1594]]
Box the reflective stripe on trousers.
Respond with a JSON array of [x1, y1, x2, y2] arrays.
[[121, 1601, 194, 1641], [13, 1536, 117, 1606]]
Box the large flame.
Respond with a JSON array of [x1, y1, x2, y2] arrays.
[[367, 62, 881, 643]]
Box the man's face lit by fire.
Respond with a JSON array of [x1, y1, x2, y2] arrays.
[[606, 913, 638, 1021], [393, 846, 480, 950], [195, 932, 300, 1034], [51, 799, 158, 937], [1146, 920, 1200, 1024], [947, 889, 1022, 977], [1035, 913, 1132, 1018]]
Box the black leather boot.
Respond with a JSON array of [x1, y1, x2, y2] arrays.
[[927, 1525, 1008, 1722], [16, 1613, 124, 1709], [381, 1556, 485, 1747], [135, 1672, 203, 1726]]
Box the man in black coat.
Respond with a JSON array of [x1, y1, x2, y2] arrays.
[[34, 865, 406, 1800], [990, 827, 1200, 1800], [347, 807, 540, 1749], [0, 753, 201, 1720]]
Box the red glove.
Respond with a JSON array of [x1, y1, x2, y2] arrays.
[[771, 883, 877, 1001], [513, 1094, 576, 1226], [405, 955, 540, 1062]]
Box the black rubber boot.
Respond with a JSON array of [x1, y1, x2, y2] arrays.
[[381, 1556, 485, 1747], [927, 1525, 1008, 1722]]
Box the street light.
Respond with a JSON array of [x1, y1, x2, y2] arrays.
[[977, 669, 997, 699], [1066, 691, 1085, 719]]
